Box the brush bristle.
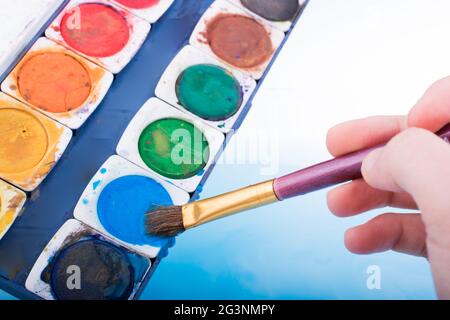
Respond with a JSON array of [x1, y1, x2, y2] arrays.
[[145, 205, 185, 237]]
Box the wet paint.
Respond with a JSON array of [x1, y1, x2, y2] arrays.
[[49, 239, 134, 300], [97, 175, 173, 245], [240, 0, 300, 22], [204, 14, 273, 68], [74, 155, 190, 258], [115, 0, 160, 9], [0, 109, 48, 173], [17, 52, 92, 113], [60, 3, 130, 58], [176, 64, 243, 121], [138, 118, 210, 179]]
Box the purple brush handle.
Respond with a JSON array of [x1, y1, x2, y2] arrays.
[[274, 124, 450, 200]]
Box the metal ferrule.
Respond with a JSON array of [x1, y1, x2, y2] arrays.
[[182, 180, 278, 229]]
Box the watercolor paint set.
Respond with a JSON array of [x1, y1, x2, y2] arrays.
[[0, 0, 308, 299]]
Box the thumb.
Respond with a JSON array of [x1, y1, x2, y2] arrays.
[[362, 127, 450, 299]]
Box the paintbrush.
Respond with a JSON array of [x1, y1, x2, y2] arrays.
[[145, 124, 450, 237]]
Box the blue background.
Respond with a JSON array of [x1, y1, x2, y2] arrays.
[[139, 166, 435, 300]]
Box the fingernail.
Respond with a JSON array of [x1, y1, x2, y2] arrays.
[[362, 148, 383, 178]]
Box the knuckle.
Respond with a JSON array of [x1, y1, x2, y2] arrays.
[[386, 128, 431, 152], [378, 128, 435, 170]]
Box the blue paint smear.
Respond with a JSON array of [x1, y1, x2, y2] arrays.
[[93, 180, 102, 190], [97, 175, 173, 246]]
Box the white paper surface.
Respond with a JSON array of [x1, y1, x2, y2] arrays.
[[0, 0, 64, 76]]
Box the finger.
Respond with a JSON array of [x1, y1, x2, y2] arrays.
[[362, 128, 450, 224], [327, 116, 407, 157], [327, 179, 417, 217], [408, 76, 450, 132], [361, 127, 450, 298], [345, 213, 427, 257]]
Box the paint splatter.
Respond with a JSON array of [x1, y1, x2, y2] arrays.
[[92, 180, 102, 190], [204, 14, 273, 68], [60, 3, 130, 58], [176, 64, 243, 121], [97, 175, 173, 245]]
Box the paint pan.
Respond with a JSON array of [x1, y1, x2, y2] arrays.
[[0, 180, 26, 241], [25, 219, 150, 300], [2, 37, 113, 130], [0, 93, 72, 192], [227, 0, 306, 31], [74, 155, 189, 258], [0, 0, 62, 77], [117, 98, 225, 193], [190, 0, 285, 80], [46, 0, 151, 74], [112, 0, 175, 23], [155, 45, 256, 133]]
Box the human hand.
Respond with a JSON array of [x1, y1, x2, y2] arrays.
[[326, 77, 450, 299]]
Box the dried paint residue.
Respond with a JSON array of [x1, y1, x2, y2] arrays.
[[17, 53, 92, 113], [203, 14, 273, 68], [0, 109, 48, 173], [0, 196, 23, 235], [115, 0, 160, 9], [0, 196, 13, 236], [0, 182, 26, 238], [0, 210, 15, 235], [60, 3, 130, 58]]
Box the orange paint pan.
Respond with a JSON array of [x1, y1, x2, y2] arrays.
[[2, 38, 113, 130]]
